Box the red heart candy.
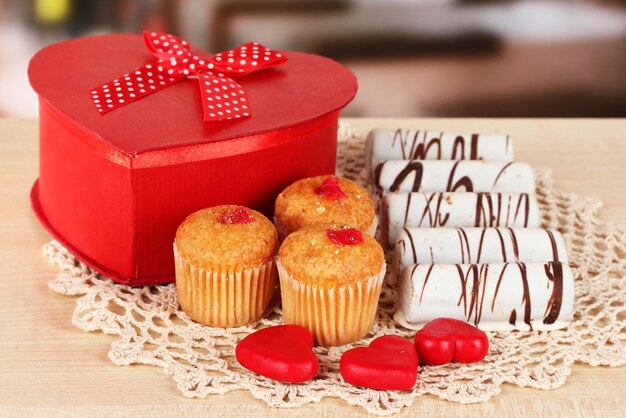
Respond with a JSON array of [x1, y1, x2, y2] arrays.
[[340, 335, 418, 390], [414, 318, 489, 366], [236, 325, 318, 383]]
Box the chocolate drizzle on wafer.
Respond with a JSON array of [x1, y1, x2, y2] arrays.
[[390, 129, 483, 161], [543, 262, 564, 324], [416, 193, 450, 227], [446, 161, 474, 192], [516, 262, 533, 329], [402, 227, 418, 265], [492, 161, 516, 188], [403, 193, 413, 226], [391, 129, 442, 160], [418, 264, 436, 304], [378, 160, 478, 193], [507, 227, 521, 259], [453, 263, 492, 326], [545, 229, 559, 261], [458, 228, 472, 264], [388, 161, 424, 192], [475, 192, 531, 228], [455, 262, 533, 328]]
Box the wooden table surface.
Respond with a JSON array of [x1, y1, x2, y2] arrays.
[[1, 118, 625, 417]]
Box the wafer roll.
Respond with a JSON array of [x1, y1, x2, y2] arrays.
[[365, 128, 513, 173], [394, 262, 574, 331], [382, 192, 540, 247], [374, 160, 535, 195], [394, 228, 568, 275]]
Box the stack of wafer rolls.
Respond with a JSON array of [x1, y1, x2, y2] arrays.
[[366, 127, 574, 331]]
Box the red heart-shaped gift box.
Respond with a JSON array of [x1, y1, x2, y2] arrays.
[[28, 34, 357, 286]]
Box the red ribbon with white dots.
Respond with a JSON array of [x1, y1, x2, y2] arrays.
[[91, 31, 287, 122]]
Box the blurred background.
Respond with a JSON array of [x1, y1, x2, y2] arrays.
[[0, 0, 625, 118]]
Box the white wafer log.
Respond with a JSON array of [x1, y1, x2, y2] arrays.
[[394, 262, 574, 331], [394, 228, 568, 275], [365, 128, 513, 173], [374, 160, 535, 194], [382, 192, 540, 247]]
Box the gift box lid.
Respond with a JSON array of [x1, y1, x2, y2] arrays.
[[28, 33, 357, 158]]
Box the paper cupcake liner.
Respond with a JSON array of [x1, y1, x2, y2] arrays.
[[366, 215, 378, 237], [276, 257, 386, 346], [174, 243, 277, 328]]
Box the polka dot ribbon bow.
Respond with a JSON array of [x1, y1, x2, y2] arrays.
[[91, 31, 287, 122]]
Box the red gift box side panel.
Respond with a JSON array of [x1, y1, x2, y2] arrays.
[[36, 100, 136, 279], [33, 100, 339, 285], [134, 114, 338, 282]]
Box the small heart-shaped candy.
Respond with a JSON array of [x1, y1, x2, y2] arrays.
[[236, 325, 318, 382], [340, 335, 418, 390], [414, 318, 489, 366]]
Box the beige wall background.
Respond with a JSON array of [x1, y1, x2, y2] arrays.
[[1, 0, 625, 118]]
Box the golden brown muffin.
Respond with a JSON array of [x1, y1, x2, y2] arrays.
[[174, 205, 278, 327], [277, 225, 386, 346], [274, 175, 376, 239]]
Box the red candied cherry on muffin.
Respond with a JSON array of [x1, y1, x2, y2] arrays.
[[326, 227, 363, 245], [217, 206, 253, 224], [314, 176, 347, 200]]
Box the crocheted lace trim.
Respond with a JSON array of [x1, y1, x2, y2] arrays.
[[46, 122, 626, 415]]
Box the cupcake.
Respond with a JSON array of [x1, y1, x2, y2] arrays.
[[277, 225, 386, 346], [174, 205, 278, 327], [274, 175, 376, 239]]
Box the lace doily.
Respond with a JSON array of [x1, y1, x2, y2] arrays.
[[46, 123, 626, 415]]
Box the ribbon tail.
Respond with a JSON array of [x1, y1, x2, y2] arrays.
[[91, 60, 184, 115], [197, 71, 250, 122]]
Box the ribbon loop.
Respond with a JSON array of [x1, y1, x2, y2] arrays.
[[91, 31, 287, 122], [144, 32, 191, 60], [210, 42, 287, 76]]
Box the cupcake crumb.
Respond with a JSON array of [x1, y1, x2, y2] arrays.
[[316, 206, 326, 214]]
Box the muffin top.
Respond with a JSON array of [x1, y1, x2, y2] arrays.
[[278, 225, 385, 287], [176, 205, 278, 270], [274, 175, 375, 234]]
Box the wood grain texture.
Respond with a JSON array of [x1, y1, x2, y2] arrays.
[[0, 118, 624, 417]]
